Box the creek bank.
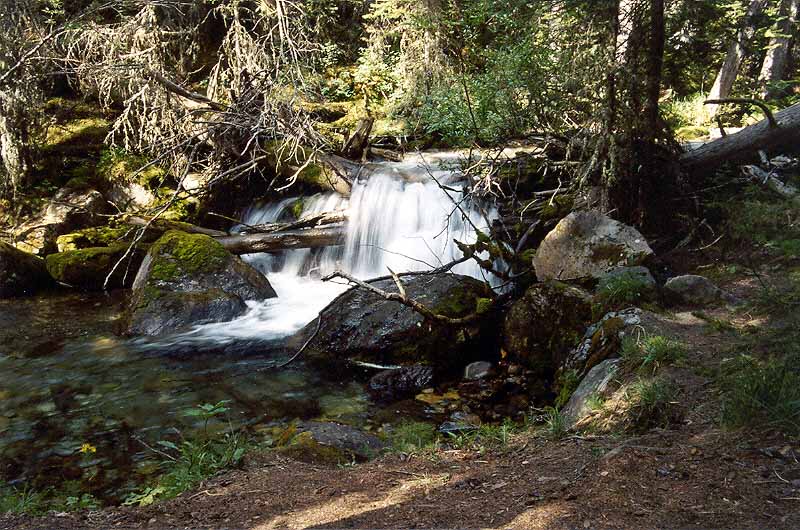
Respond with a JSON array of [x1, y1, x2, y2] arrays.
[[125, 230, 277, 336]]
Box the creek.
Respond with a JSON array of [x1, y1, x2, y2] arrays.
[[0, 152, 496, 501]]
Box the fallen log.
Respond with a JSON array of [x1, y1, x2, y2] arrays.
[[342, 118, 374, 160], [236, 211, 348, 235], [217, 227, 346, 255], [680, 101, 800, 173]]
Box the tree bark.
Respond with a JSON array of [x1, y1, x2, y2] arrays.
[[758, 0, 799, 99], [341, 118, 374, 160], [680, 101, 800, 172], [706, 0, 767, 118], [217, 227, 345, 254]]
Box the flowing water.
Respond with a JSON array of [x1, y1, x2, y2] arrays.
[[0, 152, 496, 501]]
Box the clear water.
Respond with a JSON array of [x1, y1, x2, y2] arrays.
[[0, 152, 496, 500]]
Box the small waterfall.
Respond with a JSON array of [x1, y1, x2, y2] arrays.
[[193, 152, 497, 341]]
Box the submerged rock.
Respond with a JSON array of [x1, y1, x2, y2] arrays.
[[533, 210, 653, 281], [369, 365, 434, 402], [664, 274, 739, 306], [300, 273, 495, 373], [45, 244, 145, 290], [12, 185, 112, 255], [277, 421, 386, 464], [0, 241, 52, 297], [502, 281, 593, 373], [125, 230, 276, 335]]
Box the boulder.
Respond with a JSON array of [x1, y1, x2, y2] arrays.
[[277, 421, 386, 464], [561, 308, 644, 377], [0, 241, 52, 297], [369, 365, 434, 402], [45, 245, 145, 291], [125, 230, 276, 335], [562, 359, 621, 429], [502, 281, 593, 372], [12, 186, 112, 255], [301, 273, 495, 373], [664, 275, 739, 306], [533, 211, 653, 281]]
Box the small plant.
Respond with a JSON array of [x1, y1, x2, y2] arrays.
[[543, 407, 568, 440], [123, 401, 249, 507], [0, 486, 50, 515], [596, 274, 652, 310], [64, 493, 100, 511], [389, 421, 439, 453], [621, 335, 686, 374], [586, 392, 605, 411], [625, 377, 679, 429], [447, 419, 517, 451], [720, 354, 800, 435]]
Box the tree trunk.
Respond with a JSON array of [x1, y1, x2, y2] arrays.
[[217, 227, 345, 254], [680, 101, 800, 172], [706, 0, 767, 118], [0, 88, 32, 198], [758, 0, 799, 99], [341, 118, 374, 160], [599, 0, 668, 226]]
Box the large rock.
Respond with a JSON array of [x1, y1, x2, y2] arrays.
[[301, 273, 495, 373], [45, 244, 146, 291], [12, 185, 112, 255], [533, 211, 653, 281], [125, 230, 276, 335], [0, 241, 52, 297], [562, 359, 620, 429], [664, 275, 739, 306], [502, 281, 593, 372]]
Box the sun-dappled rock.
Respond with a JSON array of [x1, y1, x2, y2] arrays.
[[12, 185, 112, 255], [464, 361, 493, 381], [664, 274, 739, 306], [276, 421, 386, 464], [0, 241, 52, 297], [125, 230, 276, 335], [533, 211, 653, 281], [561, 308, 643, 377], [502, 281, 593, 373], [562, 358, 621, 429], [301, 273, 496, 373]]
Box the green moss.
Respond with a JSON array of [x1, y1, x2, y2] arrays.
[[43, 117, 109, 154], [276, 429, 349, 465], [475, 297, 494, 315], [290, 198, 305, 219], [554, 369, 580, 409], [56, 224, 137, 252], [97, 148, 166, 188], [148, 231, 229, 282], [539, 195, 574, 221]]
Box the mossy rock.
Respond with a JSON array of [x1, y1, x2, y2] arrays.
[[0, 242, 52, 298], [276, 422, 386, 465], [502, 281, 593, 373], [125, 230, 276, 336], [45, 244, 145, 291], [56, 224, 153, 252]]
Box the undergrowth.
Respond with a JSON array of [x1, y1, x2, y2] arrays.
[[620, 335, 686, 374], [719, 354, 800, 436], [625, 377, 679, 430]]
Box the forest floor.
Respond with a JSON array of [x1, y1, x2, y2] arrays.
[[2, 268, 799, 530]]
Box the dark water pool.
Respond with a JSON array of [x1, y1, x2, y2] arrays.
[[0, 291, 376, 502]]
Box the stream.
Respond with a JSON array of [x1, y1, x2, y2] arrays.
[[0, 152, 496, 501]]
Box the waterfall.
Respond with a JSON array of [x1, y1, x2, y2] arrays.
[[192, 152, 497, 341]]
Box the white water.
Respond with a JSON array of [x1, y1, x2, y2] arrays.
[[191, 152, 497, 341]]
